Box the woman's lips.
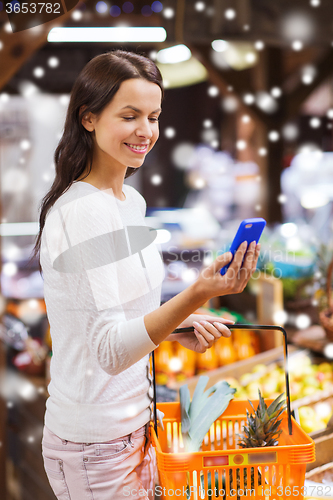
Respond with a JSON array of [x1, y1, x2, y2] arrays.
[[124, 143, 149, 154]]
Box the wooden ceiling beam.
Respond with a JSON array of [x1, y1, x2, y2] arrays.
[[189, 43, 275, 128], [0, 10, 76, 92], [284, 48, 333, 121]]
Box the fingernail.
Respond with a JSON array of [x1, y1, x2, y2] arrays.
[[200, 320, 208, 326], [193, 321, 200, 328], [213, 322, 220, 328]]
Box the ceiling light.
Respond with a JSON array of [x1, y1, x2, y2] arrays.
[[195, 2, 205, 12], [151, 1, 163, 13], [163, 7, 174, 18], [243, 93, 255, 105], [211, 39, 228, 52], [157, 44, 191, 64], [309, 117, 321, 128], [156, 56, 207, 88], [208, 86, 219, 97], [48, 27, 167, 43], [271, 86, 282, 98], [268, 130, 280, 141], [292, 40, 303, 51], [256, 91, 278, 113], [254, 40, 264, 50], [95, 1, 108, 14], [225, 9, 236, 20]]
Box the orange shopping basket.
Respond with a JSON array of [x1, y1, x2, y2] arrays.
[[150, 325, 316, 500]]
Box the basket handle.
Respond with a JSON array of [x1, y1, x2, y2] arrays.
[[151, 324, 293, 439]]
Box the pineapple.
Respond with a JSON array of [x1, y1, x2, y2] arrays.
[[238, 390, 287, 448], [198, 390, 287, 500], [225, 391, 287, 499]]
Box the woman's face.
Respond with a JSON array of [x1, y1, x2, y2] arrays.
[[82, 78, 162, 170]]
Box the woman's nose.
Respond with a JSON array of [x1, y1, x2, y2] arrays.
[[136, 119, 153, 138]]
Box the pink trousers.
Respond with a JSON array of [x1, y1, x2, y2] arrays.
[[42, 424, 157, 500]]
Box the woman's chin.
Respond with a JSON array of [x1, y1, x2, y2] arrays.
[[127, 161, 144, 169]]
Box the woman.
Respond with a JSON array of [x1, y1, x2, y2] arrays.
[[31, 50, 260, 500]]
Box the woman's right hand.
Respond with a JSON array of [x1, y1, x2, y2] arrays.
[[195, 240, 261, 302], [143, 241, 260, 347]]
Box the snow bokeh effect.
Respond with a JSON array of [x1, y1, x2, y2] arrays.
[[181, 145, 262, 223]]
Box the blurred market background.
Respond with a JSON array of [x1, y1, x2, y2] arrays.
[[1, 0, 333, 498]]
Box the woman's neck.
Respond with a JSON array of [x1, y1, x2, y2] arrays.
[[77, 165, 127, 200]]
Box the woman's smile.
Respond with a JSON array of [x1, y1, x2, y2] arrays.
[[124, 142, 150, 154]]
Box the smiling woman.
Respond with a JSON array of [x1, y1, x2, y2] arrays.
[[29, 50, 260, 500], [78, 78, 162, 196]]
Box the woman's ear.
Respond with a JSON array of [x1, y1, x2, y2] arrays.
[[80, 106, 95, 132], [81, 112, 95, 132]]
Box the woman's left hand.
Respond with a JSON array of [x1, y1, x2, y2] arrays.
[[164, 313, 235, 353]]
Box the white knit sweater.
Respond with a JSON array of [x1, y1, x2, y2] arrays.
[[40, 181, 164, 443]]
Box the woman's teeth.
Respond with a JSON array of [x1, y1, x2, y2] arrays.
[[126, 143, 148, 151]]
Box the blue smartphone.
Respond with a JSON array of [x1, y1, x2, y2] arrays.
[[220, 218, 266, 276]]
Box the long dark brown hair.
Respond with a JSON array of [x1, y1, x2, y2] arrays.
[[29, 50, 163, 268]]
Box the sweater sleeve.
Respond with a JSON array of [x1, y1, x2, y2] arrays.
[[85, 309, 157, 376], [44, 187, 160, 376]]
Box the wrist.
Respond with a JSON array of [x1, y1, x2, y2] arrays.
[[190, 280, 210, 307]]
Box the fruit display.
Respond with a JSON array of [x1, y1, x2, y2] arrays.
[[223, 353, 333, 435], [154, 328, 260, 384], [297, 402, 333, 434], [154, 307, 260, 384]]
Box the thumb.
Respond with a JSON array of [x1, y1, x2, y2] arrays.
[[203, 315, 235, 325], [211, 252, 233, 275]]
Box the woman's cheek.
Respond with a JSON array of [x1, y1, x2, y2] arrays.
[[150, 130, 159, 150]]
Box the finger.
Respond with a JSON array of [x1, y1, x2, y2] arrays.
[[213, 322, 232, 337], [247, 244, 260, 279], [200, 316, 234, 334], [239, 241, 259, 282], [238, 241, 257, 281], [193, 321, 216, 344], [210, 251, 233, 275], [193, 329, 209, 352], [202, 314, 235, 325], [227, 241, 248, 275], [200, 320, 222, 341], [251, 243, 261, 273], [243, 240, 257, 267]]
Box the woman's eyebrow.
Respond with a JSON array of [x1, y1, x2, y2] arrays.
[[121, 105, 162, 113]]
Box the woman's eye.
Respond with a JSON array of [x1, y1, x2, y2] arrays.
[[122, 116, 159, 122]]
